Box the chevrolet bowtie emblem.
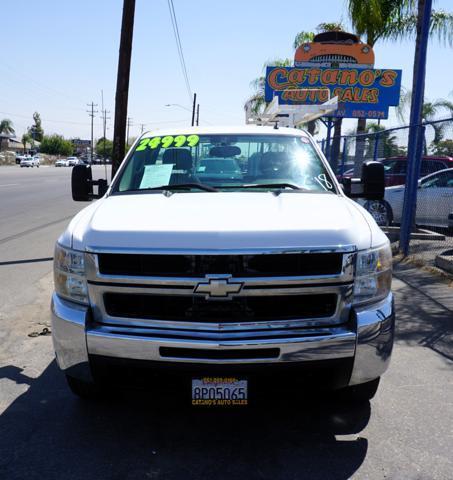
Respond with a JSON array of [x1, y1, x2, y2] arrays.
[[194, 275, 243, 299]]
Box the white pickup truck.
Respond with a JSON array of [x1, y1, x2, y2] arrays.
[[51, 126, 394, 404]]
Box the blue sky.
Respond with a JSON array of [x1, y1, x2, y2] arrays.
[[1, 0, 452, 141]]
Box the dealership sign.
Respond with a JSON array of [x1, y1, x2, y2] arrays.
[[265, 66, 402, 119]]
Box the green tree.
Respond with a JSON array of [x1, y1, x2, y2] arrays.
[[293, 22, 344, 48], [244, 58, 292, 116], [0, 118, 15, 151], [348, 1, 453, 47], [29, 112, 44, 142], [96, 137, 113, 158], [397, 90, 453, 153], [293, 31, 314, 49], [293, 23, 346, 172], [245, 22, 344, 142], [347, 0, 453, 172], [432, 139, 453, 156], [0, 118, 15, 135], [21, 133, 32, 153], [364, 122, 405, 159], [40, 134, 73, 156]]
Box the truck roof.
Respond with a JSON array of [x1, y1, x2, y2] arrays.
[[141, 125, 310, 139]]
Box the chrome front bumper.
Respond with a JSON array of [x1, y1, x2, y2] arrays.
[[51, 292, 394, 386]]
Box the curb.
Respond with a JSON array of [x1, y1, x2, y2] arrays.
[[435, 250, 453, 275]]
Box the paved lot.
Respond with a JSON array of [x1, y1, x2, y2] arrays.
[[1, 166, 452, 480]]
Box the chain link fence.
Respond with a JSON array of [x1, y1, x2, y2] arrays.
[[320, 117, 453, 273]]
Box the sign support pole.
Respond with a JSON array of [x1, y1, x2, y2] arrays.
[[325, 118, 333, 163], [341, 137, 348, 177]]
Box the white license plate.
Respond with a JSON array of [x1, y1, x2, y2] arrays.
[[192, 377, 248, 406]]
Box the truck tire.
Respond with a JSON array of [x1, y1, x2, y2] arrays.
[[65, 375, 102, 399], [340, 377, 380, 403]]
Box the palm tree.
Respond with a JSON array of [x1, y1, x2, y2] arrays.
[[347, 0, 453, 171], [294, 23, 346, 171], [293, 31, 314, 50], [397, 90, 453, 153], [0, 119, 15, 151], [364, 122, 404, 158], [244, 58, 292, 117], [0, 119, 15, 136], [293, 23, 345, 49], [245, 22, 344, 135], [21, 133, 32, 154]]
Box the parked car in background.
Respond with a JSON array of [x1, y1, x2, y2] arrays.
[[20, 156, 40, 168], [196, 157, 243, 180], [380, 156, 453, 186], [341, 156, 453, 187], [55, 158, 69, 167], [16, 154, 28, 164], [66, 156, 80, 166], [364, 168, 453, 228]]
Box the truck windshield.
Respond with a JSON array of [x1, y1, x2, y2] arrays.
[[114, 134, 337, 194]]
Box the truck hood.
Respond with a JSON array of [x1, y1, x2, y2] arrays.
[[67, 192, 384, 252]]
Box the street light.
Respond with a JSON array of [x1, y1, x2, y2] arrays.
[[164, 103, 192, 112]]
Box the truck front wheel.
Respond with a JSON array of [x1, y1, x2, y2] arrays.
[[340, 377, 380, 402], [65, 375, 102, 399]]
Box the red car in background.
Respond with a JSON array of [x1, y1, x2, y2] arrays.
[[341, 156, 453, 186]]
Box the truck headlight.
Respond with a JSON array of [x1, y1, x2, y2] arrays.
[[53, 244, 88, 305], [354, 243, 392, 305]]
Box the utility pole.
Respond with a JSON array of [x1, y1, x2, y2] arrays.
[[126, 117, 133, 146], [139, 123, 145, 134], [112, 0, 136, 177], [87, 102, 98, 163], [399, 0, 432, 255], [196, 104, 199, 126], [191, 92, 197, 126], [101, 109, 111, 160]]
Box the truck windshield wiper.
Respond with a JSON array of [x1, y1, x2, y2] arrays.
[[235, 183, 308, 191], [128, 183, 218, 193]]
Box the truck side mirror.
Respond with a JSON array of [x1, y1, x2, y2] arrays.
[[342, 161, 385, 200], [361, 161, 385, 200], [72, 165, 93, 201], [72, 165, 109, 201]]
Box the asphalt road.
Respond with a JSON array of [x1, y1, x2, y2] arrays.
[[1, 165, 453, 480]]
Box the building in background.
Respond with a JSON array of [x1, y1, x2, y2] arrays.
[[71, 138, 91, 156]]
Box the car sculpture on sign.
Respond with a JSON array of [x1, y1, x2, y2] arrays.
[[51, 125, 394, 405]]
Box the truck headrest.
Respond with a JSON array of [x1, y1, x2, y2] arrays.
[[162, 148, 192, 170], [209, 146, 241, 158]]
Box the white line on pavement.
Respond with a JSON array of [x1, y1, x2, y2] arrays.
[[0, 184, 20, 187]]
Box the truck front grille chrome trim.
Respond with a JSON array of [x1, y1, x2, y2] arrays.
[[84, 248, 356, 338]]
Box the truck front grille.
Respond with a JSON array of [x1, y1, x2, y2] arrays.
[[86, 248, 355, 338], [103, 292, 338, 323], [97, 252, 343, 277]]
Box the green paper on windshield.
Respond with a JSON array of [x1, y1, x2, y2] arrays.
[[139, 164, 174, 189]]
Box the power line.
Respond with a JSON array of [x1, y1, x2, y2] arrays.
[[0, 110, 97, 126], [167, 0, 192, 103]]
